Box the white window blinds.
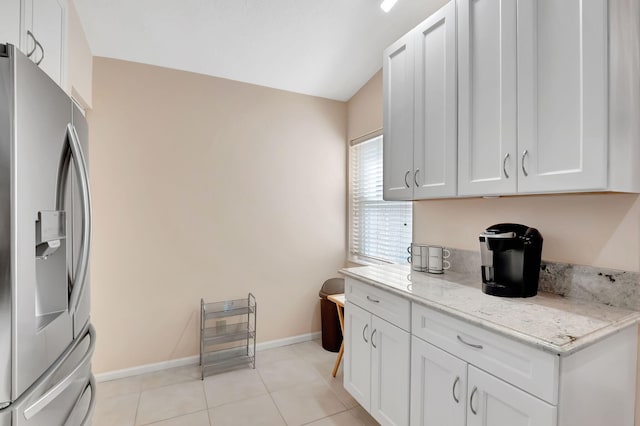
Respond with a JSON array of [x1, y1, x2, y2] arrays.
[[349, 135, 412, 264]]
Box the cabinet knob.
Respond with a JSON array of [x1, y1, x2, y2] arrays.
[[404, 170, 411, 188], [26, 31, 37, 58], [521, 150, 529, 177], [503, 153, 510, 179], [452, 376, 461, 403], [25, 31, 45, 66], [35, 39, 45, 66], [470, 386, 478, 415]]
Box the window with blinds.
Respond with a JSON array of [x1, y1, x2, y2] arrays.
[[349, 134, 412, 264]]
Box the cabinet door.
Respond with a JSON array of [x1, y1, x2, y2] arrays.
[[370, 316, 410, 426], [344, 302, 371, 411], [467, 366, 557, 426], [517, 0, 607, 193], [458, 0, 517, 196], [0, 1, 21, 48], [410, 337, 466, 426], [413, 1, 457, 199], [383, 32, 414, 201], [27, 0, 65, 86]]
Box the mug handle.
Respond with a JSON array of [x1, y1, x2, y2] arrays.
[[443, 260, 451, 270], [443, 248, 451, 259]]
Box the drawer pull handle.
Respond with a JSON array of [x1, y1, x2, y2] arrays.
[[457, 335, 483, 350], [366, 296, 380, 303], [363, 324, 369, 343], [470, 386, 478, 415], [452, 376, 460, 403], [371, 329, 377, 348]]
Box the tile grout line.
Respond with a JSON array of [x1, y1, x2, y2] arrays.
[[99, 341, 363, 426], [255, 364, 289, 425], [142, 409, 210, 426], [132, 390, 142, 426]]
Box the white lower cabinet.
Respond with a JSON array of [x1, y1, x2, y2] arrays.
[[345, 278, 637, 426], [410, 336, 467, 426], [410, 337, 556, 426], [345, 301, 410, 426], [344, 301, 371, 408], [467, 366, 556, 426]]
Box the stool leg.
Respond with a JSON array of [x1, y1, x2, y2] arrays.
[[332, 343, 344, 377]]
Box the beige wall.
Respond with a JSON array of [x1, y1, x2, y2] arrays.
[[347, 66, 640, 424], [89, 58, 347, 373], [347, 70, 382, 142], [66, 0, 92, 108], [415, 194, 640, 272]]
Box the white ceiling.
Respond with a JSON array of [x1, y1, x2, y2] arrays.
[[74, 0, 446, 101]]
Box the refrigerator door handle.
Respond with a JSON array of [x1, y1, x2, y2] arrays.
[[64, 374, 96, 426], [57, 123, 92, 316], [79, 375, 96, 426], [23, 324, 95, 420]]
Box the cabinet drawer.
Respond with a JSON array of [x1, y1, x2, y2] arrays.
[[345, 278, 410, 331], [412, 303, 559, 404]]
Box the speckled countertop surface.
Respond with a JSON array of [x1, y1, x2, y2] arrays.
[[339, 264, 640, 355]]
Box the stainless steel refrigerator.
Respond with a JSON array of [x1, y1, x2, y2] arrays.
[[0, 44, 95, 425]]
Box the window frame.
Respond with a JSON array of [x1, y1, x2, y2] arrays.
[[347, 130, 412, 265]]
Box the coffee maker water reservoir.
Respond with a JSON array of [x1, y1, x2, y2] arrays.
[[479, 223, 543, 297]]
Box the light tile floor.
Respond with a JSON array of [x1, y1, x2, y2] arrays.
[[93, 339, 379, 426]]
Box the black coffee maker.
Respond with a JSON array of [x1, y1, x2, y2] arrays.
[[479, 223, 543, 297]]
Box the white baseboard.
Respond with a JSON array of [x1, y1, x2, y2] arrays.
[[95, 331, 321, 383]]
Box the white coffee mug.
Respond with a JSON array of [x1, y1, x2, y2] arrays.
[[427, 246, 451, 274], [408, 243, 429, 272]]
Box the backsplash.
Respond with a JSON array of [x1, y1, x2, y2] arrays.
[[443, 248, 640, 311]]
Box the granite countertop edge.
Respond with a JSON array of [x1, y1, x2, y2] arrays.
[[339, 266, 640, 357]]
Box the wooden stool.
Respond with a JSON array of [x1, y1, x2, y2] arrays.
[[327, 293, 345, 377]]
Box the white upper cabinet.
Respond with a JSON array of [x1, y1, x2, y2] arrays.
[[383, 1, 457, 201], [386, 0, 639, 198], [383, 33, 414, 201], [517, 0, 607, 193], [0, 0, 67, 87], [23, 0, 67, 87], [457, 0, 517, 196], [413, 1, 457, 199], [0, 1, 21, 48]]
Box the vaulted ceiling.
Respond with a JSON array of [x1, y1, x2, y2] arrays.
[[74, 0, 446, 101]]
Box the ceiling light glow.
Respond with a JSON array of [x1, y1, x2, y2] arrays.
[[380, 0, 398, 13]]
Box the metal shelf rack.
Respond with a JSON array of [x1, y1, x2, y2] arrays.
[[200, 293, 256, 379]]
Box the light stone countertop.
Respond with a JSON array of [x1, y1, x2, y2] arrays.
[[339, 264, 640, 356]]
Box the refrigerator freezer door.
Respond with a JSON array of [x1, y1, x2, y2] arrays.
[[11, 324, 95, 426], [0, 410, 9, 426], [12, 47, 74, 398]]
